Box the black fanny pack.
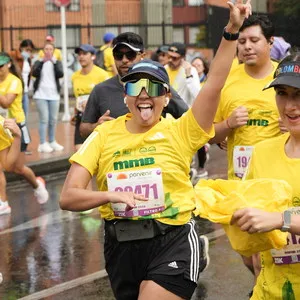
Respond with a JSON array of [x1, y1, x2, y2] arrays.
[[105, 219, 176, 242]]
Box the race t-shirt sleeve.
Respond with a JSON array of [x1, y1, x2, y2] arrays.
[[70, 126, 105, 176], [174, 109, 214, 155], [81, 86, 100, 123]]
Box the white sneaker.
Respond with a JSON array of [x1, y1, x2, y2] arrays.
[[34, 177, 49, 204], [0, 201, 11, 215], [38, 142, 54, 153], [49, 141, 64, 151]]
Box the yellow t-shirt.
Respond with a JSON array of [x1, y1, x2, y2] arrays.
[[0, 115, 12, 151], [215, 62, 281, 179], [246, 133, 300, 299], [100, 45, 115, 78], [0, 73, 24, 123], [70, 109, 214, 225], [165, 67, 180, 91], [38, 48, 62, 61], [71, 65, 109, 98]]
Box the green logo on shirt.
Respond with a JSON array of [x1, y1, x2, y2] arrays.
[[247, 119, 269, 126], [113, 157, 155, 170]]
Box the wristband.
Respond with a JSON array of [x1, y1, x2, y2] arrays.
[[226, 119, 232, 129], [223, 27, 239, 41]]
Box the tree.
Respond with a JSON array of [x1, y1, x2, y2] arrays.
[[274, 0, 300, 17]]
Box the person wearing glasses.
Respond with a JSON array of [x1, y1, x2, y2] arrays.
[[166, 42, 200, 107], [79, 32, 188, 138], [60, 1, 251, 299]]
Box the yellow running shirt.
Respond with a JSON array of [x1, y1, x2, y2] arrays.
[[0, 73, 24, 123], [71, 65, 109, 98], [70, 109, 214, 225], [0, 115, 12, 151], [215, 61, 281, 179], [100, 45, 115, 78], [246, 133, 300, 299]]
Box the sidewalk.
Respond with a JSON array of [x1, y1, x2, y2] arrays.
[[5, 101, 76, 182]]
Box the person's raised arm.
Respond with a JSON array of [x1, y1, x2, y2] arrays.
[[192, 0, 251, 133]]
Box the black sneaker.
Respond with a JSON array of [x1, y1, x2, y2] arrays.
[[199, 235, 210, 273]]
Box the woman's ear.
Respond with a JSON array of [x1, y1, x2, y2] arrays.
[[164, 97, 170, 107]]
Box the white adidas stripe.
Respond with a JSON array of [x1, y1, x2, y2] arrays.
[[187, 219, 200, 282]]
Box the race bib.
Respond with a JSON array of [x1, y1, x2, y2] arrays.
[[107, 168, 165, 218], [233, 146, 253, 178], [76, 95, 89, 112], [271, 207, 300, 265]]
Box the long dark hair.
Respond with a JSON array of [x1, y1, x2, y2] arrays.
[[0, 51, 24, 89]]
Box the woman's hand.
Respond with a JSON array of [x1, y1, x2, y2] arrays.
[[3, 118, 21, 138], [231, 208, 283, 233], [107, 191, 148, 211]]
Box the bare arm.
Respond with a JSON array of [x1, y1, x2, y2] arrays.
[[0, 93, 17, 109], [80, 109, 114, 138], [0, 119, 21, 171], [231, 208, 300, 236], [191, 0, 251, 133], [59, 163, 147, 211], [210, 105, 249, 144]]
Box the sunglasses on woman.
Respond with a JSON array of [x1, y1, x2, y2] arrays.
[[124, 78, 169, 97], [113, 50, 138, 61]]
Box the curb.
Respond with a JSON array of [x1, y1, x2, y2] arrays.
[[5, 156, 71, 183]]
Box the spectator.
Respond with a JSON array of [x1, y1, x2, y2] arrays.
[[32, 42, 64, 153], [38, 34, 62, 61], [10, 39, 36, 120]]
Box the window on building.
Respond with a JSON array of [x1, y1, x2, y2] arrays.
[[189, 25, 207, 47], [173, 27, 184, 43], [188, 0, 204, 6], [46, 0, 80, 12], [172, 0, 184, 7], [47, 26, 80, 49]]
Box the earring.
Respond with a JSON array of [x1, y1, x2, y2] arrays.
[[124, 97, 127, 105], [164, 97, 170, 107]]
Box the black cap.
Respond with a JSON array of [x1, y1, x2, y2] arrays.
[[168, 42, 186, 56], [263, 62, 300, 90]]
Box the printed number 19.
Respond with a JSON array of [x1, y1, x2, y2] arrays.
[[237, 156, 250, 168]]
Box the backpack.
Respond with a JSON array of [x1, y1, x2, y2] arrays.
[[94, 46, 109, 70]]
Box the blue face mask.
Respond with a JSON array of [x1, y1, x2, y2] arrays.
[[21, 51, 30, 60]]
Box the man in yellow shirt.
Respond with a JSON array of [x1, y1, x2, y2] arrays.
[[96, 32, 117, 78], [210, 15, 282, 294], [72, 44, 109, 149]]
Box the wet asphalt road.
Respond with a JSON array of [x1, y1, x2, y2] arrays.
[[0, 146, 254, 299]]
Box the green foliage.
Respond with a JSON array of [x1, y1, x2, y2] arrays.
[[274, 0, 300, 17]]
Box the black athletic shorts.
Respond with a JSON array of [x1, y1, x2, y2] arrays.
[[18, 121, 31, 152], [74, 113, 86, 146], [104, 219, 200, 300]]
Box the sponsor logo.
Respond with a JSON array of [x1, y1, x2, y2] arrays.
[[168, 261, 179, 269], [113, 157, 155, 170], [247, 119, 269, 126]]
